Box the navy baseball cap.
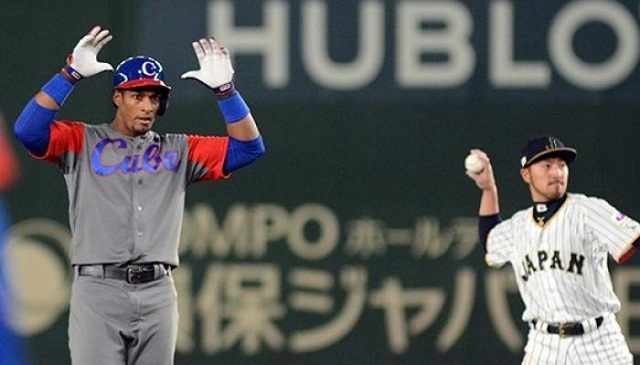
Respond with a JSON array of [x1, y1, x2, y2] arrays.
[[520, 136, 577, 168]]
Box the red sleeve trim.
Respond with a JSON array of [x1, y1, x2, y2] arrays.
[[36, 121, 84, 163], [187, 135, 230, 181], [617, 243, 639, 264]]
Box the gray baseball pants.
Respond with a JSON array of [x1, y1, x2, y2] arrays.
[[69, 268, 178, 364]]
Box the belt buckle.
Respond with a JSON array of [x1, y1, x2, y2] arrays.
[[127, 266, 146, 284], [558, 323, 570, 338]]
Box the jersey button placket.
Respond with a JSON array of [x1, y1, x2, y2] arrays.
[[131, 139, 145, 248], [136, 204, 144, 239], [133, 194, 144, 240]]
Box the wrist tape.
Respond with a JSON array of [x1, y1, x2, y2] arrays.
[[217, 91, 250, 124], [213, 82, 236, 99], [41, 73, 75, 106], [61, 64, 83, 83]]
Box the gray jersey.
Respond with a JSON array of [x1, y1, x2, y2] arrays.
[[486, 193, 640, 323], [36, 121, 230, 267]]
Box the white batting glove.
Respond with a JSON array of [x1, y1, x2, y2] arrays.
[[181, 38, 235, 92], [63, 25, 114, 82]]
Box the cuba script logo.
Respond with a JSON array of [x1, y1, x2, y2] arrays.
[[91, 138, 180, 176]]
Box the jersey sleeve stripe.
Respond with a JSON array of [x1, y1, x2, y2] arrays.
[[186, 135, 230, 181], [35, 121, 84, 163], [616, 233, 640, 264]]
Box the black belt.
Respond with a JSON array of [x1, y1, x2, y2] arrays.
[[77, 263, 171, 284], [531, 316, 604, 337]]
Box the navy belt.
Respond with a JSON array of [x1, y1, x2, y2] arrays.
[[531, 316, 604, 337], [77, 263, 171, 284]]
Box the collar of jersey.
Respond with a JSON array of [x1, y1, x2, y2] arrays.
[[531, 194, 568, 227], [105, 123, 155, 141]]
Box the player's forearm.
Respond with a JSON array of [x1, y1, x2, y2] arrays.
[[479, 186, 500, 216], [35, 91, 61, 110], [225, 114, 260, 140], [217, 85, 265, 173], [14, 70, 79, 156], [477, 187, 500, 251], [216, 88, 250, 123], [215, 85, 261, 141]]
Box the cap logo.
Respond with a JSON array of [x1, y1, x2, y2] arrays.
[[520, 136, 576, 168], [116, 72, 129, 84], [141, 61, 162, 80]]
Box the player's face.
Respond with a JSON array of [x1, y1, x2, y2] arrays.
[[521, 157, 569, 202], [112, 89, 163, 137]]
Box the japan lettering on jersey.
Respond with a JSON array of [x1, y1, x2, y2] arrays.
[[485, 193, 640, 323]]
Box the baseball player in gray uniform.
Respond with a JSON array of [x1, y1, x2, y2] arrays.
[[14, 25, 265, 364], [466, 136, 640, 364]]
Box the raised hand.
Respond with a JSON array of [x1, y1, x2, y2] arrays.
[[466, 149, 497, 191], [181, 38, 234, 91], [64, 25, 114, 81]]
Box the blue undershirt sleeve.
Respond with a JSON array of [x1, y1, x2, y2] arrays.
[[479, 214, 501, 252], [223, 135, 265, 174], [14, 98, 57, 157]]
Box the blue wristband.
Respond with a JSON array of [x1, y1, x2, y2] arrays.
[[217, 91, 250, 124], [41, 73, 75, 106]]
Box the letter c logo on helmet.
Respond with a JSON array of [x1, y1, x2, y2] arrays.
[[113, 56, 171, 116]]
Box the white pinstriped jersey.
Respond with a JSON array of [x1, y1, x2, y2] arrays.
[[486, 193, 640, 323]]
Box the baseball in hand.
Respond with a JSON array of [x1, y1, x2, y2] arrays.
[[465, 153, 484, 174]]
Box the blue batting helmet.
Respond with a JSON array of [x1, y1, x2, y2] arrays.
[[113, 56, 171, 115]]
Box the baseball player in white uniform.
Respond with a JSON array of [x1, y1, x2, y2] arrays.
[[14, 26, 265, 364], [466, 136, 640, 364]]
